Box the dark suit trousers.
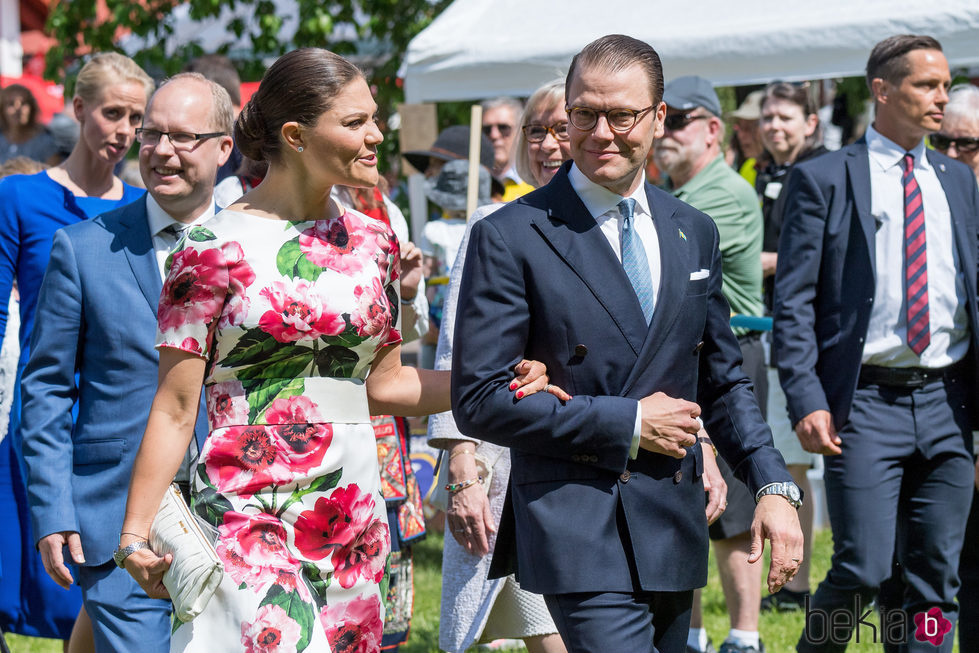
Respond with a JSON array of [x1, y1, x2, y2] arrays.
[[545, 589, 694, 653], [958, 487, 979, 652], [797, 374, 973, 653]]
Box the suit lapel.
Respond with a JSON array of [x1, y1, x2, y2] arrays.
[[846, 141, 877, 268], [621, 187, 685, 395], [930, 149, 979, 321], [119, 198, 163, 312], [530, 169, 648, 354]]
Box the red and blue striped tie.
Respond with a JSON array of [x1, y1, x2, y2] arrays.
[[902, 153, 930, 355]]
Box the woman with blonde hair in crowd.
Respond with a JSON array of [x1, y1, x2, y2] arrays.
[[428, 79, 573, 653], [118, 47, 555, 651], [0, 52, 152, 645]]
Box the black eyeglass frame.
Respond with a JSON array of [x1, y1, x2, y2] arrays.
[[481, 123, 514, 138], [662, 111, 711, 132], [521, 121, 570, 143], [135, 128, 228, 148], [929, 133, 979, 153], [565, 105, 655, 132]]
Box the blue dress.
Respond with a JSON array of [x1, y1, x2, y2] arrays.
[[0, 171, 143, 638]]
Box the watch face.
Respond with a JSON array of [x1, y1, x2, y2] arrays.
[[788, 484, 801, 501]]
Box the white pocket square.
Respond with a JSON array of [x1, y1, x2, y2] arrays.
[[689, 269, 709, 280]]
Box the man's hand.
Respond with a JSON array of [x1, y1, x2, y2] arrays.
[[510, 359, 572, 401], [748, 495, 804, 594], [638, 392, 700, 457], [38, 531, 85, 589], [399, 241, 423, 300], [795, 409, 841, 455], [700, 437, 727, 525]]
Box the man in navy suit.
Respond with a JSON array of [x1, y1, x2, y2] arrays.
[[21, 73, 232, 652], [773, 35, 979, 653], [452, 34, 803, 653]]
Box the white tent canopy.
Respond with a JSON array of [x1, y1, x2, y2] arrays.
[[402, 0, 979, 103]]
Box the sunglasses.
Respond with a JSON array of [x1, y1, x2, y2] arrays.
[[482, 123, 513, 138], [662, 111, 710, 132], [930, 133, 979, 153]]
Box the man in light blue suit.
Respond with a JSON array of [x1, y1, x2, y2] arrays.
[[21, 73, 233, 652]]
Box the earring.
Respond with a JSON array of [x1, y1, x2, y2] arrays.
[[297, 146, 304, 153]]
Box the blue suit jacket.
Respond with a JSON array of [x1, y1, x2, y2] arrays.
[[773, 141, 979, 430], [21, 197, 208, 566], [451, 163, 791, 595]]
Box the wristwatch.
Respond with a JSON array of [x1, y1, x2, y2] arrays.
[[113, 540, 150, 568], [755, 481, 803, 509]]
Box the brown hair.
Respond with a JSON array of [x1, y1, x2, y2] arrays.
[[566, 34, 664, 106], [866, 34, 943, 89], [234, 48, 365, 162], [761, 82, 822, 154], [0, 84, 40, 131]]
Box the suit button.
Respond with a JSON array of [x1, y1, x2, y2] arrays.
[[620, 471, 631, 482], [589, 455, 598, 463], [693, 341, 704, 354], [574, 344, 588, 357], [571, 454, 580, 462], [673, 470, 683, 484]]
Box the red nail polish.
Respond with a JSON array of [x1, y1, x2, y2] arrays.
[[509, 382, 517, 391], [516, 391, 524, 399]]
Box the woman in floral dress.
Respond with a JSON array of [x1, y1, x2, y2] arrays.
[[119, 48, 552, 653]]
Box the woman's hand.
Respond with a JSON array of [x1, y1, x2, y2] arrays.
[[701, 433, 728, 525], [445, 444, 496, 557], [399, 241, 423, 301], [122, 538, 172, 600], [510, 359, 572, 401]]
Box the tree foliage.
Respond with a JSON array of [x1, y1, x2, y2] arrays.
[[44, 0, 453, 168]]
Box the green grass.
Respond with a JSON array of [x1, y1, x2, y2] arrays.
[[5, 528, 960, 652]]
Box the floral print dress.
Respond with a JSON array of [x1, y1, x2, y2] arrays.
[[157, 208, 402, 653]]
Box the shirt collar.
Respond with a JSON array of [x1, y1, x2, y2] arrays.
[[568, 162, 652, 221], [673, 153, 726, 199], [145, 193, 216, 236], [500, 164, 524, 185], [866, 124, 929, 173]]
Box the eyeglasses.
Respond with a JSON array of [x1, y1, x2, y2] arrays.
[[930, 133, 979, 153], [663, 111, 710, 132], [566, 105, 654, 132], [135, 128, 227, 150], [521, 121, 569, 143], [482, 123, 513, 138]]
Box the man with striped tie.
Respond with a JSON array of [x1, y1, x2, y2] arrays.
[[774, 35, 979, 653]]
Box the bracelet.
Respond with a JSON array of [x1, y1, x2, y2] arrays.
[[120, 531, 148, 542], [698, 436, 717, 457], [445, 476, 483, 493], [449, 449, 475, 461], [400, 295, 416, 305]]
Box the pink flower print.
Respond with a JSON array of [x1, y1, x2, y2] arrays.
[[240, 604, 302, 653], [299, 212, 367, 274], [264, 395, 322, 425], [207, 380, 250, 428], [293, 485, 388, 574], [204, 426, 283, 496], [158, 246, 226, 332], [320, 593, 383, 653], [265, 396, 333, 471], [180, 337, 204, 356], [331, 515, 388, 589], [258, 278, 346, 343], [218, 511, 300, 592], [219, 241, 256, 328], [349, 278, 391, 338]]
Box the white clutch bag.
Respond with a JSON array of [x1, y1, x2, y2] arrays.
[[149, 484, 224, 622]]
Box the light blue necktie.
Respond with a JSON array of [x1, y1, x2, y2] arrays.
[[618, 198, 654, 323]]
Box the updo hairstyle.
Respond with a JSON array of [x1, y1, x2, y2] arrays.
[[235, 48, 365, 162], [74, 52, 154, 106]]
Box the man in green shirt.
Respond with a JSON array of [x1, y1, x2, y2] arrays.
[[654, 75, 769, 653]]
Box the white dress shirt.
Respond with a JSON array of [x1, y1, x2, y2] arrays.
[[862, 125, 968, 368], [145, 194, 215, 280], [568, 163, 661, 456]]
